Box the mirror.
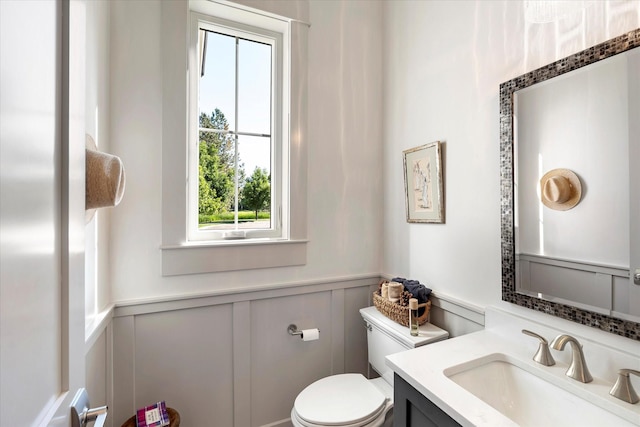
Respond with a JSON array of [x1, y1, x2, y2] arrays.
[[500, 28, 640, 341]]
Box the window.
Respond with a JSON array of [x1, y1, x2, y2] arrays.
[[188, 9, 287, 242], [160, 0, 307, 275]]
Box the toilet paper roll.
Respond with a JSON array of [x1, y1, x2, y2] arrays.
[[301, 328, 320, 341]]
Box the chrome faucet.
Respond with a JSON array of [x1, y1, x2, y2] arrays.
[[522, 329, 555, 366], [550, 334, 593, 383], [610, 369, 640, 404]]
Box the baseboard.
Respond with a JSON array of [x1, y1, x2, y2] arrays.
[[260, 418, 292, 427]]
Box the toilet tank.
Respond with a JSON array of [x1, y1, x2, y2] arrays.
[[359, 306, 448, 384]]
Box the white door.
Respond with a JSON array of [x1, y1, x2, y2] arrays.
[[1, 0, 87, 426]]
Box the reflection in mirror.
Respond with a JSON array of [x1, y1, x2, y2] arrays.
[[515, 49, 635, 315], [500, 28, 640, 340]]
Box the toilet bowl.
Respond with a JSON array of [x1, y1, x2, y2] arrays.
[[291, 306, 448, 427], [291, 374, 392, 427]]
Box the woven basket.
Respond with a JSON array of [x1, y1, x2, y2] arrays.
[[121, 408, 180, 427], [372, 291, 431, 327]]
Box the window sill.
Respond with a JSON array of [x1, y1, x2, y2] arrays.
[[160, 239, 308, 276]]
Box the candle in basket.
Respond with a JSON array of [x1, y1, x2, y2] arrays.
[[388, 282, 403, 302]]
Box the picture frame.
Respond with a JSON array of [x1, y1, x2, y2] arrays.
[[403, 141, 444, 223]]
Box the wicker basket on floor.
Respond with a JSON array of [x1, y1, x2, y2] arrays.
[[121, 407, 180, 427], [372, 291, 430, 327]]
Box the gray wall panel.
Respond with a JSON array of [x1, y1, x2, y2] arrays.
[[344, 286, 370, 376], [134, 305, 234, 427], [250, 292, 333, 426], [85, 329, 109, 427], [101, 279, 481, 426]]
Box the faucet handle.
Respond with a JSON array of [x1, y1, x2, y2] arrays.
[[522, 329, 555, 366], [610, 369, 640, 404]]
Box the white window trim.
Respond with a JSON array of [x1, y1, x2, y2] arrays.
[[160, 0, 307, 276], [187, 13, 287, 242]]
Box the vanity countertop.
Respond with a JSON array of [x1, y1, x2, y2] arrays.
[[386, 305, 640, 427]]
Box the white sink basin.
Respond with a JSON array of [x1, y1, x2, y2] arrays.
[[444, 353, 636, 427]]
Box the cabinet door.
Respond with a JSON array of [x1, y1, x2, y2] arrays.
[[393, 374, 461, 427]]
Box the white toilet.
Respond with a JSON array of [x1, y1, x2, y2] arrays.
[[291, 306, 449, 427]]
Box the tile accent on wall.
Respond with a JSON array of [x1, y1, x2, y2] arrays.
[[500, 28, 640, 341]]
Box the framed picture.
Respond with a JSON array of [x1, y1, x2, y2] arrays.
[[403, 141, 444, 223]]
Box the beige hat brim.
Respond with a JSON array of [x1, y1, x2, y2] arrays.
[[540, 168, 582, 211], [85, 134, 126, 223]]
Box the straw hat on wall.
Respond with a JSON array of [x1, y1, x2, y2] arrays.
[[85, 134, 125, 222], [539, 168, 582, 211]]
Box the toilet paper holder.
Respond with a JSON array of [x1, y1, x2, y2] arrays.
[[287, 324, 320, 338]]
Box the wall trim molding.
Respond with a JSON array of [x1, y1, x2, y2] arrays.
[[429, 292, 485, 327], [85, 304, 115, 353], [87, 274, 486, 350], [88, 274, 486, 425], [112, 274, 381, 317]]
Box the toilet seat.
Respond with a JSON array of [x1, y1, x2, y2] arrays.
[[291, 405, 389, 427], [292, 374, 390, 427]]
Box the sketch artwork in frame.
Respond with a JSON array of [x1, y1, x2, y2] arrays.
[[403, 141, 444, 223]]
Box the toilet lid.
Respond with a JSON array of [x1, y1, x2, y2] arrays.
[[294, 374, 387, 426]]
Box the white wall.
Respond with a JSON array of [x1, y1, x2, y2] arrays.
[[382, 1, 640, 308], [108, 0, 383, 303], [104, 5, 384, 424]]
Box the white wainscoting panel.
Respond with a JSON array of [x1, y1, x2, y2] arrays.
[[330, 289, 346, 375], [112, 315, 136, 425], [233, 301, 252, 427], [250, 292, 333, 426], [613, 275, 631, 315], [133, 304, 235, 427], [428, 293, 485, 338], [88, 276, 484, 426], [517, 254, 629, 314], [107, 277, 379, 426], [344, 286, 371, 375], [85, 326, 111, 427]]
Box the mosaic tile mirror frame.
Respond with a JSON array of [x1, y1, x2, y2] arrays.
[[500, 28, 640, 341]]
